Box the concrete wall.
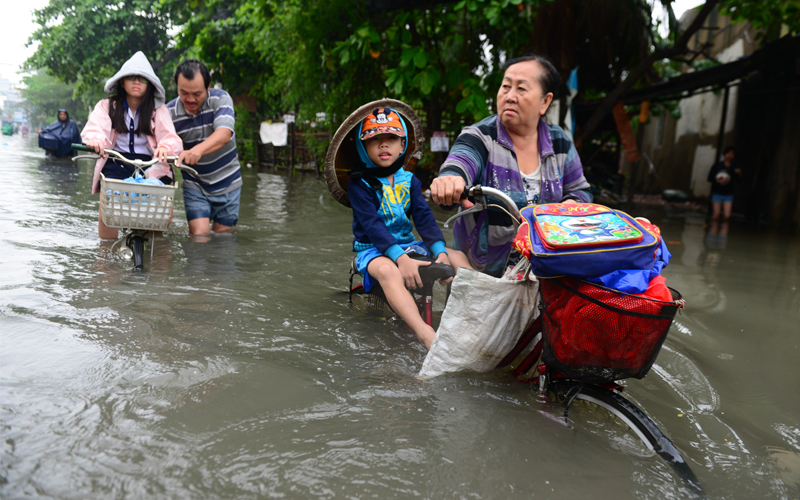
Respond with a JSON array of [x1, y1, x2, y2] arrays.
[[636, 9, 753, 199], [633, 7, 800, 230]]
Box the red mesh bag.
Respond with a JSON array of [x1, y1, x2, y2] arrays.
[[540, 277, 683, 383]]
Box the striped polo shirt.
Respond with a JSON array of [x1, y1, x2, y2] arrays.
[[167, 88, 241, 195]]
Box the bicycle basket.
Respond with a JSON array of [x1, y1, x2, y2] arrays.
[[99, 175, 177, 231], [540, 277, 682, 384]]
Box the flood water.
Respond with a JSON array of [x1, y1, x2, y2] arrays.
[[1, 134, 799, 499]]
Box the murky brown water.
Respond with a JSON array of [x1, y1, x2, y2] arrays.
[[2, 134, 799, 499]]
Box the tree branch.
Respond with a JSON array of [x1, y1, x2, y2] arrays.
[[576, 0, 720, 147], [152, 46, 189, 71]]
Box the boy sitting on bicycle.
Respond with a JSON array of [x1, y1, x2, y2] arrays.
[[349, 108, 453, 350]]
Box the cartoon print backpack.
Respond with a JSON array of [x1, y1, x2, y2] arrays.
[[512, 203, 662, 279]]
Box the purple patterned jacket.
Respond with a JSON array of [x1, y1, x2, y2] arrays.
[[439, 115, 592, 276]]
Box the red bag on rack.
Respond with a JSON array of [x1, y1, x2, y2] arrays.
[[540, 276, 681, 383]]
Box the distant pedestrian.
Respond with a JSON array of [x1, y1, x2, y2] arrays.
[[707, 146, 741, 221], [37, 109, 82, 157], [167, 59, 241, 235]]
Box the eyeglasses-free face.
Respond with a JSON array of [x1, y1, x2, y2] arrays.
[[124, 75, 148, 84]]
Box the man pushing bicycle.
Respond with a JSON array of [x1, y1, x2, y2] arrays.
[[167, 59, 242, 236]]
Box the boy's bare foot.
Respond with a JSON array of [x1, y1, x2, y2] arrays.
[[418, 324, 436, 350]]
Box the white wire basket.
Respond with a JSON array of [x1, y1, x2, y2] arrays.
[[99, 174, 177, 231]]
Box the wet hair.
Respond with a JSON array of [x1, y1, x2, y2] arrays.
[[107, 79, 156, 136], [723, 146, 735, 155], [174, 59, 211, 88], [502, 54, 560, 104]]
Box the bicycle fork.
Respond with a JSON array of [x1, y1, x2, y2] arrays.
[[113, 230, 154, 271]]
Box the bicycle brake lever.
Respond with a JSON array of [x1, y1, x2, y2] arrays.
[[176, 165, 199, 177], [444, 202, 486, 229], [71, 154, 100, 162]]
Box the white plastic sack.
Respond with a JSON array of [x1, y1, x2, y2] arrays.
[[419, 265, 540, 379], [259, 122, 288, 146]]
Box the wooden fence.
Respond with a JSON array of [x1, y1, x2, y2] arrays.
[[254, 123, 330, 174]]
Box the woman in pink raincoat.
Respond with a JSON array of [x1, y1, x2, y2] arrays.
[[81, 51, 183, 238]]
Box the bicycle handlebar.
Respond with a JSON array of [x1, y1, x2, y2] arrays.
[[70, 144, 199, 177], [466, 186, 521, 219], [444, 185, 522, 229]]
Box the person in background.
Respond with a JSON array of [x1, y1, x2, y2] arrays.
[[81, 51, 183, 238], [167, 59, 241, 235], [707, 146, 741, 221], [37, 110, 82, 157], [430, 54, 592, 277]]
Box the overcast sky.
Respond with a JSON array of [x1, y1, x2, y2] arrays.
[[0, 0, 704, 85], [0, 0, 50, 84]]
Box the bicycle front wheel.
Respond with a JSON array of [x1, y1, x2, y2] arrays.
[[554, 379, 702, 493], [130, 234, 145, 271]]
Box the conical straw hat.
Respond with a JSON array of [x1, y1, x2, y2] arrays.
[[325, 99, 424, 207]]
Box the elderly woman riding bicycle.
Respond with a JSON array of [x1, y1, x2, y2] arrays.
[[430, 54, 592, 277]]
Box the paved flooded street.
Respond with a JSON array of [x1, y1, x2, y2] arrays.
[[2, 134, 799, 499]]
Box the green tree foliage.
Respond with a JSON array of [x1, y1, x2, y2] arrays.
[[25, 0, 187, 96], [19, 72, 93, 127], [720, 0, 800, 43], [169, 0, 289, 115], [187, 0, 660, 159]]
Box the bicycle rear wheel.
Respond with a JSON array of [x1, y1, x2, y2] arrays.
[[553, 379, 702, 493], [129, 234, 145, 271]]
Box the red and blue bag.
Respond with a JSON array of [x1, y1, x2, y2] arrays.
[[513, 204, 662, 280]]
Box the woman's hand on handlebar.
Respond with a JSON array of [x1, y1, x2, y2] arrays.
[[396, 254, 429, 290], [85, 139, 107, 158], [152, 146, 170, 163], [430, 175, 473, 208]]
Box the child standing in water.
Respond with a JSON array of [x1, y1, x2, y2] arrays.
[[349, 108, 453, 349]]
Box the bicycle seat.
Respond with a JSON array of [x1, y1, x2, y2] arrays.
[[406, 253, 455, 284], [350, 252, 455, 284], [417, 262, 456, 284]]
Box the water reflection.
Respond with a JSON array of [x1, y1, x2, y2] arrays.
[[180, 233, 242, 278], [254, 172, 288, 224], [704, 219, 729, 255], [35, 156, 82, 195], [2, 135, 799, 499]]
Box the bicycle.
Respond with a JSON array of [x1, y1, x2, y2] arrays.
[[444, 185, 702, 493], [71, 144, 198, 271], [348, 254, 455, 327]]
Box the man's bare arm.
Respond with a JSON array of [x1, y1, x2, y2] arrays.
[[177, 128, 233, 166]]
